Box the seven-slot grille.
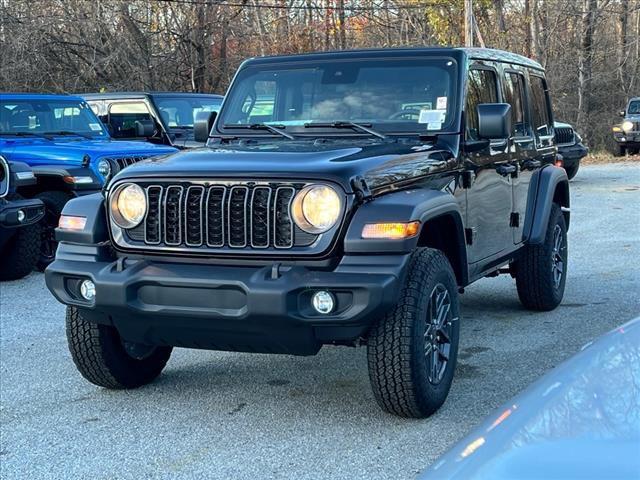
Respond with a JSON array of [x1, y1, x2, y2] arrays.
[[554, 126, 575, 146], [101, 155, 150, 171], [124, 182, 315, 251]]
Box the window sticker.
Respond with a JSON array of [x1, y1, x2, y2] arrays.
[[88, 123, 102, 131], [436, 97, 448, 110], [427, 122, 442, 130], [418, 109, 446, 124]]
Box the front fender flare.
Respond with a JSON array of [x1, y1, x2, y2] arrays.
[[344, 188, 464, 254], [55, 193, 108, 245]]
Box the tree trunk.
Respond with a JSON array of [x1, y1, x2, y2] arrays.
[[577, 0, 597, 143]]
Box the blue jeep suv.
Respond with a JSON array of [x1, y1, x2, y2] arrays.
[[0, 93, 176, 269]]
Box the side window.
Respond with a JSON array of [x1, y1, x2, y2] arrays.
[[530, 76, 552, 139], [503, 72, 528, 137], [108, 102, 153, 138], [465, 69, 498, 141]]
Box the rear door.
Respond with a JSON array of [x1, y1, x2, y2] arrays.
[[464, 65, 514, 263], [502, 69, 537, 244]]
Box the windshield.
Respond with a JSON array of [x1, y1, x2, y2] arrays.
[[628, 100, 640, 115], [219, 57, 457, 135], [153, 96, 222, 129], [0, 99, 108, 137]]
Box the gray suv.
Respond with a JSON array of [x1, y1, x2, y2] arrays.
[[613, 97, 640, 156]]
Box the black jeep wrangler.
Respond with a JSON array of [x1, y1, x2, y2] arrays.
[[46, 48, 570, 418], [0, 156, 45, 280], [613, 97, 640, 156]]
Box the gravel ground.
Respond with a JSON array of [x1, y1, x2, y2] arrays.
[[1, 162, 639, 480]]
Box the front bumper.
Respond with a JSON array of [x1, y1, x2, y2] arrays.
[[557, 142, 589, 166], [45, 243, 407, 355], [614, 132, 640, 146], [0, 197, 44, 228]]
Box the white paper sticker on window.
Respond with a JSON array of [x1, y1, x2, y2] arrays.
[[436, 97, 448, 110], [427, 122, 442, 130], [88, 123, 102, 131], [418, 109, 446, 124]]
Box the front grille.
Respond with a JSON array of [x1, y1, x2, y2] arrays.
[[101, 155, 150, 171], [554, 127, 575, 146], [120, 181, 320, 252]]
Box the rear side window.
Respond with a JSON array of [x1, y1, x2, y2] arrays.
[[503, 72, 528, 136], [530, 75, 552, 139], [466, 69, 498, 141]]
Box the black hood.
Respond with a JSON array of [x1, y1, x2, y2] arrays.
[[113, 138, 458, 194]]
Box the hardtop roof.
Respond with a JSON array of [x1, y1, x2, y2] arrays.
[[81, 92, 224, 100], [0, 93, 85, 102], [242, 46, 544, 71]]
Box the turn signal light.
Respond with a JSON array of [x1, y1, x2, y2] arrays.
[[362, 221, 420, 239], [59, 215, 87, 230]]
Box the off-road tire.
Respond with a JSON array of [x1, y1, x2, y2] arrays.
[[515, 203, 568, 311], [564, 162, 580, 180], [367, 248, 460, 418], [0, 223, 40, 281], [66, 306, 172, 389], [35, 190, 72, 271], [615, 145, 626, 157]]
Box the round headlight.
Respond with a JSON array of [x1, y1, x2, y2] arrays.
[[622, 120, 634, 132], [291, 185, 342, 234], [111, 183, 147, 229], [97, 159, 111, 178]]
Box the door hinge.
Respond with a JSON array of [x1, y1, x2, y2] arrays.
[[510, 212, 520, 228], [465, 227, 475, 245]]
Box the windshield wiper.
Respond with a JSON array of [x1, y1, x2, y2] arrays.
[[304, 121, 387, 140], [43, 130, 93, 140], [223, 123, 294, 140], [0, 131, 49, 139]]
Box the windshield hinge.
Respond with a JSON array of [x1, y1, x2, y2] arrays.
[[351, 176, 372, 202]]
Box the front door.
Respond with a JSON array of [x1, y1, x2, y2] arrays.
[[464, 66, 514, 264]]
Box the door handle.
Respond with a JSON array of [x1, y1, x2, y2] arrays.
[[496, 164, 517, 176], [523, 159, 541, 170]]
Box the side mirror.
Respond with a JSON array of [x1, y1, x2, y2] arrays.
[[134, 119, 155, 138], [477, 103, 512, 140], [194, 111, 217, 144], [619, 110, 626, 117]]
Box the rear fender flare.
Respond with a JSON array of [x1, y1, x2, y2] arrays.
[[523, 165, 570, 245]]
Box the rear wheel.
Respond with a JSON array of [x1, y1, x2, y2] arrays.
[[367, 248, 460, 418], [0, 223, 40, 280], [35, 190, 72, 271], [564, 161, 580, 180], [515, 204, 568, 311], [66, 306, 172, 389]]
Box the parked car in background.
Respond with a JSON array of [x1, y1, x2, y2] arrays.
[[613, 97, 640, 156], [554, 121, 588, 180], [0, 93, 177, 269], [420, 316, 640, 479], [82, 92, 223, 149], [47, 47, 570, 418], [0, 156, 44, 280]]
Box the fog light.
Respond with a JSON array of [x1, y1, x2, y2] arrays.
[[79, 279, 96, 301], [17, 210, 25, 222], [312, 290, 335, 314]]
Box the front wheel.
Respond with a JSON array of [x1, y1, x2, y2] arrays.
[[367, 248, 460, 418], [515, 204, 568, 311], [66, 306, 172, 389], [35, 191, 72, 271], [0, 223, 40, 281], [564, 161, 580, 180], [615, 144, 626, 157]]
